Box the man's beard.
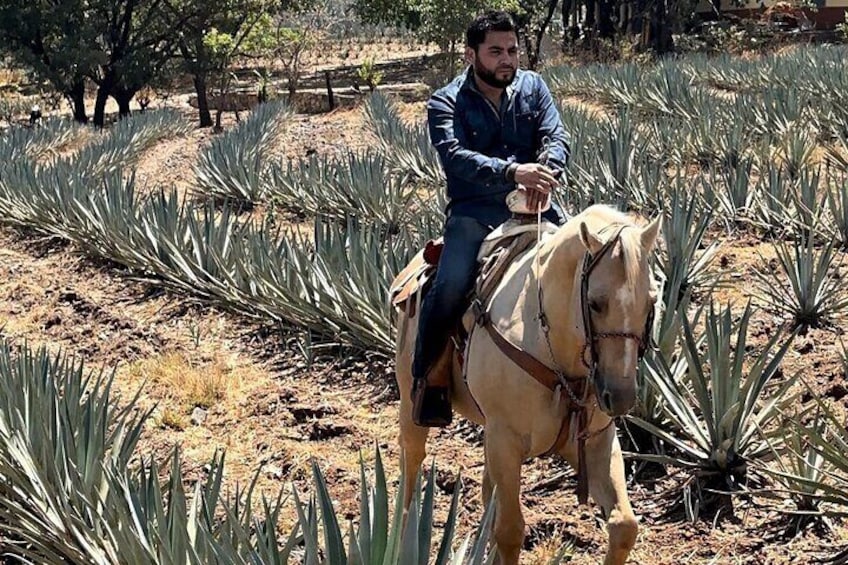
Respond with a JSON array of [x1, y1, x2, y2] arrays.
[[474, 61, 515, 89]]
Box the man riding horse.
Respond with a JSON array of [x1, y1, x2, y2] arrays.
[[411, 9, 572, 426]]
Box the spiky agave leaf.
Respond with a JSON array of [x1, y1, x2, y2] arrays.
[[752, 235, 848, 330], [0, 339, 153, 563], [267, 149, 423, 227], [363, 91, 443, 187], [755, 399, 835, 539], [825, 169, 848, 249], [653, 182, 721, 357]]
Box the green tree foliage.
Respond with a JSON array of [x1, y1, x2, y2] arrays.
[[0, 0, 98, 123], [85, 0, 197, 127], [353, 0, 508, 52], [0, 0, 199, 127], [351, 0, 558, 70], [167, 0, 316, 128], [166, 0, 269, 127]]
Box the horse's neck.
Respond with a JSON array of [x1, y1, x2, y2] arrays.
[[536, 229, 588, 377], [486, 228, 586, 376], [485, 241, 552, 362]]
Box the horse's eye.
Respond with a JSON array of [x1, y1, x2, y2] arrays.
[[590, 299, 603, 313]]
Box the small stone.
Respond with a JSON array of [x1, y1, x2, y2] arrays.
[[191, 407, 208, 425], [44, 311, 63, 330], [266, 466, 284, 480]]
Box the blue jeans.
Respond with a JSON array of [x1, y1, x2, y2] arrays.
[[411, 204, 566, 381], [412, 215, 490, 381]]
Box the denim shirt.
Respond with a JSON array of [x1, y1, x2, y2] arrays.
[[427, 66, 570, 226]]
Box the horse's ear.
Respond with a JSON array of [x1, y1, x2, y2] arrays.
[[640, 215, 662, 250], [579, 221, 604, 254]]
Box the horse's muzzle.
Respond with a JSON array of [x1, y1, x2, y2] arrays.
[[596, 378, 636, 417]]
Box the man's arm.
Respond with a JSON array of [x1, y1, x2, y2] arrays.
[[534, 76, 570, 176], [427, 91, 513, 199]]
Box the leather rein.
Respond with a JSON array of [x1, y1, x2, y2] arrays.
[[477, 224, 653, 505]]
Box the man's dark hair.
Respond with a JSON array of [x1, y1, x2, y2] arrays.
[[465, 10, 517, 51]]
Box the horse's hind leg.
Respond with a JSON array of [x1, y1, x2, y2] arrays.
[[484, 424, 526, 565], [582, 425, 638, 565]]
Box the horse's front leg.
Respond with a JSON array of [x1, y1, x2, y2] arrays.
[[484, 423, 527, 565], [583, 423, 638, 565]]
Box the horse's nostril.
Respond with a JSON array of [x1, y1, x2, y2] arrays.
[[602, 390, 612, 412]]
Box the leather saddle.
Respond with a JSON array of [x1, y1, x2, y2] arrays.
[[389, 238, 443, 318], [389, 217, 560, 328]]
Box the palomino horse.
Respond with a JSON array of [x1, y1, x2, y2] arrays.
[[393, 204, 661, 564]]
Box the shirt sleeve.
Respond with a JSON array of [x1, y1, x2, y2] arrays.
[[427, 90, 513, 200], [534, 75, 570, 178]]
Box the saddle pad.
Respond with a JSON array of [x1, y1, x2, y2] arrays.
[[478, 218, 559, 260]]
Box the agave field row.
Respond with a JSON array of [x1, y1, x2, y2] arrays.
[[0, 43, 847, 561], [0, 339, 523, 564]]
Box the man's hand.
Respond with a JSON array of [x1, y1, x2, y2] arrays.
[[514, 185, 550, 213], [514, 163, 557, 192], [513, 163, 556, 213]]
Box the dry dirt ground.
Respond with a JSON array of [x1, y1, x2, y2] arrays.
[[2, 87, 848, 564]]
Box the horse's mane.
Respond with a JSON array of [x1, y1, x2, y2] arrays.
[[583, 205, 647, 291]]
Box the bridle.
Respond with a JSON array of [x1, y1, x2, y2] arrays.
[[537, 224, 654, 409], [578, 226, 654, 375]]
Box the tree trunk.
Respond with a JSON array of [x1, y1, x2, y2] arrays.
[[113, 88, 135, 118], [215, 107, 224, 131], [561, 0, 573, 49], [93, 74, 114, 128], [651, 0, 674, 54], [711, 0, 722, 16], [67, 80, 88, 124], [585, 0, 597, 39], [630, 0, 646, 35], [194, 72, 213, 127], [598, 0, 615, 38], [528, 0, 559, 69]]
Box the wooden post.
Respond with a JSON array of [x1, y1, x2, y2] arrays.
[[325, 71, 335, 111]]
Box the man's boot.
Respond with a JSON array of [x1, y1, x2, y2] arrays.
[[411, 345, 453, 427]]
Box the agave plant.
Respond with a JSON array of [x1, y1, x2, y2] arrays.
[[295, 451, 486, 565], [1, 150, 435, 355], [778, 127, 818, 180], [786, 168, 829, 238], [652, 183, 721, 357], [629, 300, 798, 521], [0, 338, 579, 564], [756, 368, 848, 547], [267, 149, 423, 228], [293, 448, 575, 565], [757, 402, 838, 539], [621, 345, 686, 473], [362, 91, 443, 187], [0, 338, 301, 564], [0, 338, 151, 563], [569, 110, 657, 211], [751, 166, 793, 235], [194, 99, 291, 204], [0, 116, 82, 164], [58, 108, 190, 181], [751, 235, 848, 330], [702, 157, 756, 227], [825, 171, 848, 249]]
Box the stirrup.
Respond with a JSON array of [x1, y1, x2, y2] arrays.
[[411, 378, 452, 427]]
